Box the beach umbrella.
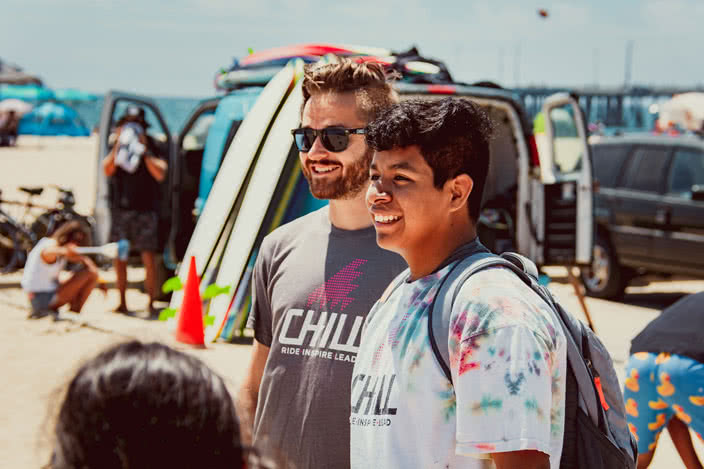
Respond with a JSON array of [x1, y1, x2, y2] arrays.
[[18, 101, 90, 136], [0, 84, 55, 101], [0, 59, 43, 86], [658, 92, 704, 132], [54, 88, 98, 101], [0, 99, 33, 116], [0, 70, 43, 86]]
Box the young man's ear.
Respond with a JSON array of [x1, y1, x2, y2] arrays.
[[448, 174, 473, 212]]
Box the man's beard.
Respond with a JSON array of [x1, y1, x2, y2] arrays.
[[302, 148, 372, 200]]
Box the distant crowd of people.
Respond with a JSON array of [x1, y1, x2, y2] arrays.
[[0, 109, 19, 146]]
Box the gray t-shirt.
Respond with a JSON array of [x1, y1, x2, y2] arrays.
[[248, 207, 407, 469]]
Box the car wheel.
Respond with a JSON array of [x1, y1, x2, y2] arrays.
[[580, 234, 626, 299]]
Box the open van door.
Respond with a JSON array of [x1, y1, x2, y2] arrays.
[[94, 91, 172, 249], [165, 98, 220, 268], [533, 93, 593, 266]]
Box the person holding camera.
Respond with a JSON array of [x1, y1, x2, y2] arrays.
[[102, 105, 167, 315]]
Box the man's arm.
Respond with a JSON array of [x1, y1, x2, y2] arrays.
[[40, 244, 71, 264], [140, 134, 167, 182], [237, 339, 270, 445], [41, 243, 95, 268], [492, 450, 550, 469], [144, 154, 167, 182]]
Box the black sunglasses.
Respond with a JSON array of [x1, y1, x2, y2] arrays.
[[291, 127, 366, 153]]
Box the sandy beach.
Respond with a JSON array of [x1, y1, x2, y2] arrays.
[[1, 136, 702, 467]]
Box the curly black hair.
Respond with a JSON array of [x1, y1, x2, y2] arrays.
[[365, 97, 493, 221]]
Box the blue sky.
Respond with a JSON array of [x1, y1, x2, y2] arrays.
[[2, 0, 702, 97]]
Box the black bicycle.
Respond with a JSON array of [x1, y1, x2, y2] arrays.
[[0, 188, 38, 273], [31, 185, 95, 244], [0, 186, 95, 273]]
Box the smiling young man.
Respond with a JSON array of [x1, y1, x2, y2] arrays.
[[238, 58, 407, 469], [350, 98, 567, 469]]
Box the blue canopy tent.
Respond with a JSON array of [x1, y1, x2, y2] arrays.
[[18, 101, 90, 136], [0, 84, 55, 101], [54, 88, 99, 101]]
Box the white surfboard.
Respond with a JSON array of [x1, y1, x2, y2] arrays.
[[217, 159, 307, 341], [217, 66, 284, 89], [204, 72, 304, 342], [167, 64, 297, 321]]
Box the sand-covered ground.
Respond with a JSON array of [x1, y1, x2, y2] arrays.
[[1, 136, 702, 467]]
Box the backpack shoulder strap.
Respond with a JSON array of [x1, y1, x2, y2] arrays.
[[428, 252, 498, 383], [429, 253, 604, 428]]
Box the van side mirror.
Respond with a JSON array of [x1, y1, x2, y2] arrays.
[[692, 185, 704, 202]]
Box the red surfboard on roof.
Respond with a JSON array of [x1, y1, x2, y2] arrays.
[[239, 43, 392, 67]]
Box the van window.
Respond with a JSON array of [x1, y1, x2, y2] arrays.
[[591, 144, 630, 188], [668, 148, 704, 197], [622, 146, 670, 193], [110, 100, 168, 144], [182, 111, 215, 151]]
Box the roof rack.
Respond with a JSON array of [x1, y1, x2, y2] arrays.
[[214, 44, 455, 92]]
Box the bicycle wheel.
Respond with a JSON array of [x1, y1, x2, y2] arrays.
[[0, 221, 21, 274], [30, 210, 59, 240]]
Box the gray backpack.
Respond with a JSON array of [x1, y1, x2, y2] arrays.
[[424, 250, 637, 468]]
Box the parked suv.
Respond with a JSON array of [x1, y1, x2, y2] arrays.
[[581, 134, 704, 299]]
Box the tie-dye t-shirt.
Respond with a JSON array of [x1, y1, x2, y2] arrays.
[[350, 263, 567, 469]]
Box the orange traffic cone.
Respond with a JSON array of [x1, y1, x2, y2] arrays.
[[175, 256, 205, 347]]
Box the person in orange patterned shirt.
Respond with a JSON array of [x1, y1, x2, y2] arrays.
[[625, 292, 704, 469]]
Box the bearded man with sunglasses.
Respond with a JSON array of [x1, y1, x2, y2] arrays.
[[238, 58, 406, 469]]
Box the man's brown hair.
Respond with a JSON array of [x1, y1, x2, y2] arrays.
[[301, 57, 398, 122]]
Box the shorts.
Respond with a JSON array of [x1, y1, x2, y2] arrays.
[[28, 291, 57, 317], [109, 209, 159, 252], [624, 352, 704, 454]]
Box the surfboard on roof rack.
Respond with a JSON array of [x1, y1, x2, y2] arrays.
[[214, 43, 454, 92], [215, 43, 392, 91], [238, 43, 390, 67]]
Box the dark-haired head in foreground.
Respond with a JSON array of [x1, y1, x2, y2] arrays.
[[51, 341, 245, 469], [365, 97, 493, 279]]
